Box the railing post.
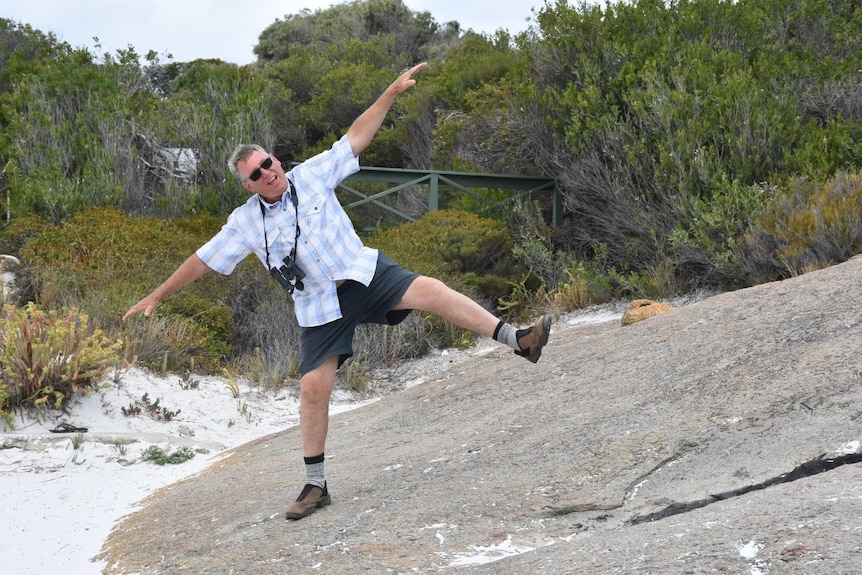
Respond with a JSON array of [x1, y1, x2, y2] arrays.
[[553, 184, 562, 227], [429, 172, 439, 212]]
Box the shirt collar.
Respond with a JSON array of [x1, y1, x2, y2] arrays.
[[258, 192, 286, 211]]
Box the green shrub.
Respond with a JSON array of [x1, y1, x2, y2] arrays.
[[554, 261, 614, 310], [142, 445, 195, 465], [367, 209, 514, 280], [0, 302, 121, 424], [163, 293, 234, 355], [18, 207, 200, 309], [122, 313, 216, 375], [511, 239, 568, 290], [670, 180, 774, 287], [497, 270, 551, 323], [508, 236, 617, 317], [607, 260, 679, 300], [0, 215, 48, 255], [462, 273, 512, 305], [740, 171, 862, 282], [15, 207, 237, 373]]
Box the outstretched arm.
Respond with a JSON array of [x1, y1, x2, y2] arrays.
[[346, 62, 427, 156], [122, 254, 212, 320]]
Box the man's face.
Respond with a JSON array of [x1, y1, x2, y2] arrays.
[[238, 150, 287, 201]]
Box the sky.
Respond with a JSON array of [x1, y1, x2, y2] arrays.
[[3, 0, 543, 65]]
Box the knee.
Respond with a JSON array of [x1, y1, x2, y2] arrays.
[[300, 372, 333, 405], [412, 276, 447, 299]]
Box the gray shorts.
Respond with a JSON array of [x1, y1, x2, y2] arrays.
[[299, 253, 419, 376]]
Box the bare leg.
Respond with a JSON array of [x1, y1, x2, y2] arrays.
[[299, 355, 338, 457], [394, 276, 500, 337]]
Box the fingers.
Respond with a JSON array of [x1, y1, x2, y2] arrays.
[[122, 300, 153, 321], [122, 306, 140, 322], [403, 62, 427, 80], [407, 62, 428, 75], [394, 62, 427, 94]]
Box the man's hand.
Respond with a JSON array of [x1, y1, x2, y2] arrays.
[[121, 254, 211, 322], [387, 62, 428, 97], [347, 62, 428, 156], [122, 295, 162, 321]]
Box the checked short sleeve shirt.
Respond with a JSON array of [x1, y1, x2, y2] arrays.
[[196, 135, 379, 327]]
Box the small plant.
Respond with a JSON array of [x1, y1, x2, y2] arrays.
[[178, 372, 200, 390], [0, 302, 123, 412], [71, 453, 86, 466], [141, 445, 195, 465], [553, 261, 613, 311], [342, 359, 369, 393], [120, 393, 180, 421], [223, 369, 240, 398], [110, 353, 134, 386], [237, 401, 254, 423], [498, 270, 546, 322], [0, 386, 13, 431], [115, 441, 127, 457], [71, 433, 86, 450], [139, 393, 181, 422], [121, 403, 142, 416]]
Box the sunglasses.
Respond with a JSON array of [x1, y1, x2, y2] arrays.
[[248, 156, 274, 182]]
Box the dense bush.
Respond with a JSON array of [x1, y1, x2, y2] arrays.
[[506, 0, 862, 288], [739, 170, 862, 282], [12, 207, 231, 373]]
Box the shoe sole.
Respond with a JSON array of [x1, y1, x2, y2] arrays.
[[285, 494, 331, 520]]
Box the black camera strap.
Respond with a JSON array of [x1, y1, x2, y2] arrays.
[[259, 178, 300, 270]]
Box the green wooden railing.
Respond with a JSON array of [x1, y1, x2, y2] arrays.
[[335, 166, 560, 227]]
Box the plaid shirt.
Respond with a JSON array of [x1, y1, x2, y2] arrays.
[[197, 135, 379, 327]]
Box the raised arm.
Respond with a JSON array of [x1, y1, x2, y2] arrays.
[[346, 62, 427, 156], [122, 254, 212, 320]]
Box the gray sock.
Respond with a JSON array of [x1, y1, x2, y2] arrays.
[[304, 453, 325, 489], [493, 321, 521, 351]]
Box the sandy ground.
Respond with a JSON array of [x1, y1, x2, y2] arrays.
[[0, 367, 372, 574]]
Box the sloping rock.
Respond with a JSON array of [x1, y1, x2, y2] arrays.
[[98, 257, 862, 574]]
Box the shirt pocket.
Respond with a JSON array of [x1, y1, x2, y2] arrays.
[[300, 194, 327, 235], [264, 217, 294, 264]]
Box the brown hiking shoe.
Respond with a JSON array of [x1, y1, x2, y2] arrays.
[[515, 315, 552, 363], [285, 482, 331, 520]]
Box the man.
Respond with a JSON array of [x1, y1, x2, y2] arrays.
[[123, 62, 552, 520]]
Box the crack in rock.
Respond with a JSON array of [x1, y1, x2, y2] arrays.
[[628, 451, 862, 525]]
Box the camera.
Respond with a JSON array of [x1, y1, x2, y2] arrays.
[[270, 256, 306, 294]]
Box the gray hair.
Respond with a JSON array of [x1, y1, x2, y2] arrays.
[[227, 144, 268, 182]]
